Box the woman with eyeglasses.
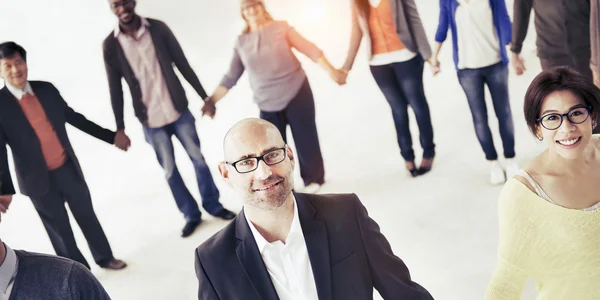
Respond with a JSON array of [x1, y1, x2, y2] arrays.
[[431, 0, 517, 185], [486, 67, 600, 299], [202, 0, 344, 193], [339, 0, 436, 177]]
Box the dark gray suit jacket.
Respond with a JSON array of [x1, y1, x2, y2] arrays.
[[0, 81, 115, 197], [102, 18, 208, 130], [10, 250, 111, 300], [195, 193, 434, 300]]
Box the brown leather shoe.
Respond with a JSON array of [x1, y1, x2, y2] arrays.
[[99, 258, 127, 270]]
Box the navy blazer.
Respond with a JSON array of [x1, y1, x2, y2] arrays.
[[0, 81, 115, 197], [195, 193, 434, 300]]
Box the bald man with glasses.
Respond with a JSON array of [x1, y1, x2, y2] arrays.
[[193, 118, 434, 300]]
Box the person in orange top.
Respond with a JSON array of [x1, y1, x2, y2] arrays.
[[0, 42, 129, 270], [341, 0, 438, 177]]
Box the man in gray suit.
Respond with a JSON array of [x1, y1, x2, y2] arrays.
[[194, 118, 434, 300], [0, 213, 111, 300]]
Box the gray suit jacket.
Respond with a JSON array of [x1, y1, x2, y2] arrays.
[[591, 0, 599, 76], [195, 193, 434, 300], [10, 250, 111, 300], [343, 0, 432, 70]]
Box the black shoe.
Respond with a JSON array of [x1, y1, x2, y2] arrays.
[[405, 161, 419, 177], [408, 167, 419, 177], [213, 209, 236, 220], [182, 220, 201, 238], [98, 258, 127, 270], [417, 166, 432, 175], [418, 157, 434, 176]]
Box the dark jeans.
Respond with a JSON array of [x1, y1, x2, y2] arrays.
[[457, 62, 515, 160], [540, 56, 593, 81], [30, 159, 114, 269], [370, 55, 435, 162], [143, 109, 223, 222], [260, 79, 325, 186]]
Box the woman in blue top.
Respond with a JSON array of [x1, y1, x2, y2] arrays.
[[431, 0, 517, 185]]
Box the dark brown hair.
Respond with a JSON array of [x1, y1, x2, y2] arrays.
[[0, 42, 27, 62], [523, 66, 600, 136]]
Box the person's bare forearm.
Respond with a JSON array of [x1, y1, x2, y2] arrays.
[[209, 85, 230, 104]]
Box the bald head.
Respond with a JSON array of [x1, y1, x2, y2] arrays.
[[223, 118, 285, 162]]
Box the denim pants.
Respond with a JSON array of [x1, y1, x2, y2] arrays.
[[260, 79, 325, 186], [143, 109, 223, 222], [457, 62, 515, 160], [370, 55, 436, 162]]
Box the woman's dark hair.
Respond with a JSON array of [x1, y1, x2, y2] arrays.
[[0, 42, 27, 61], [355, 0, 371, 19], [523, 66, 600, 136]]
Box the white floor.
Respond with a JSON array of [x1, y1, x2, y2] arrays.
[[0, 0, 544, 299]]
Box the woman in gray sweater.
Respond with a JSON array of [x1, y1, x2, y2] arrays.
[[202, 0, 343, 192]]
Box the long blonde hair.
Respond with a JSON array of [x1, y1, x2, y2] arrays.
[[241, 2, 274, 34]]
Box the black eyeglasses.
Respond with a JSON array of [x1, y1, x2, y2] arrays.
[[111, 0, 134, 9], [226, 147, 287, 174], [537, 106, 592, 130]]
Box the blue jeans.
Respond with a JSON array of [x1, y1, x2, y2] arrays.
[[370, 55, 436, 161], [143, 109, 223, 222], [457, 62, 515, 160]]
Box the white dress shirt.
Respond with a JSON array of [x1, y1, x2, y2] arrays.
[[5, 82, 34, 100], [455, 0, 501, 69], [115, 18, 180, 128], [0, 243, 19, 300], [246, 196, 319, 300]]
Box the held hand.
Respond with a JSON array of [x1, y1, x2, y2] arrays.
[[114, 130, 131, 151], [0, 195, 13, 213], [329, 69, 348, 85], [511, 52, 526, 76], [428, 58, 441, 76], [201, 97, 216, 119]]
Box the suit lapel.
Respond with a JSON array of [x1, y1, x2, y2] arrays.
[[0, 87, 35, 135], [296, 193, 332, 300], [235, 210, 280, 300]]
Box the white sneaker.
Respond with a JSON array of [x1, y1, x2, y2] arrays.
[[505, 158, 519, 179], [301, 183, 322, 194], [490, 161, 506, 185]]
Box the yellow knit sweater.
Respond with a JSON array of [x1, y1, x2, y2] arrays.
[[486, 178, 600, 299]]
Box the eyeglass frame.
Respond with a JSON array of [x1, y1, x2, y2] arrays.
[[225, 146, 288, 174], [537, 105, 593, 130]]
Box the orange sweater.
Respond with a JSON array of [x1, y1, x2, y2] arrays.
[[18, 93, 67, 170], [368, 0, 405, 55]]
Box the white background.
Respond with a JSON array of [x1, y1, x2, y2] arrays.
[[0, 0, 543, 298]]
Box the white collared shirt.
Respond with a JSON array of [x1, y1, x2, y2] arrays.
[[115, 17, 180, 128], [0, 243, 19, 300], [6, 82, 34, 100], [246, 196, 319, 300]]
